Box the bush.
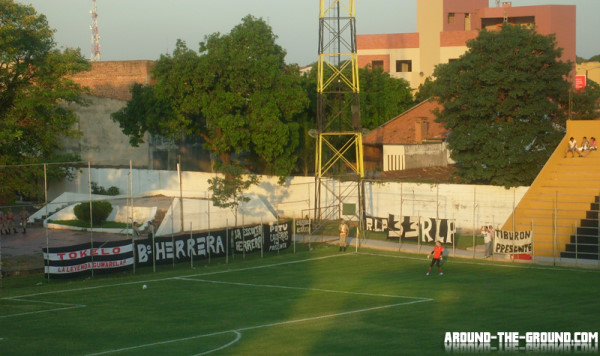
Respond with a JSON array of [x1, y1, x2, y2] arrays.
[[73, 201, 113, 226], [90, 182, 120, 196], [106, 186, 120, 196]]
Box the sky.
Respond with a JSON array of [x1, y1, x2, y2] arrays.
[[16, 0, 600, 66]]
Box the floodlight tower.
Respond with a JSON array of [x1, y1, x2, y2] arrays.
[[90, 0, 100, 61], [314, 0, 365, 231]]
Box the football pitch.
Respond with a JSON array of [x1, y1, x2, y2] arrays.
[[1, 245, 599, 355]]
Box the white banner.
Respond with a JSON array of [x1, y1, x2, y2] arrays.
[[43, 244, 134, 261], [494, 230, 533, 254], [44, 258, 135, 274]]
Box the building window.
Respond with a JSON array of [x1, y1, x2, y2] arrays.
[[396, 60, 412, 73], [464, 13, 471, 30], [371, 60, 384, 70], [448, 12, 455, 24]]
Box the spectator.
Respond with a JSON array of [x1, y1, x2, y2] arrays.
[[19, 208, 29, 233], [133, 221, 142, 239], [579, 136, 590, 152], [487, 225, 495, 258], [7, 209, 17, 234], [1, 210, 8, 235], [564, 137, 581, 158], [583, 137, 597, 157], [338, 219, 349, 252]]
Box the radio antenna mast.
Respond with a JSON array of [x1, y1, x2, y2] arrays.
[[90, 0, 100, 61]]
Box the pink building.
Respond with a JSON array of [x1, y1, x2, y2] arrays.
[[357, 0, 576, 89]]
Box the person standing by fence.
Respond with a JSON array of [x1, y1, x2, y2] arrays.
[[339, 219, 348, 252], [19, 208, 29, 233], [482, 225, 492, 258]]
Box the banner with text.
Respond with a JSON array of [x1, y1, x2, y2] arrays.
[[43, 240, 134, 278], [43, 222, 292, 277], [493, 230, 533, 254], [364, 215, 455, 244]]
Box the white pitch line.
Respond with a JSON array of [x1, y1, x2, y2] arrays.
[[85, 299, 431, 356], [0, 304, 86, 319], [85, 330, 242, 356], [0, 297, 86, 318], [191, 331, 241, 356], [176, 277, 431, 300], [358, 252, 600, 273], [3, 253, 347, 301]]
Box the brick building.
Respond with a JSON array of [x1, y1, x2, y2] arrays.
[[357, 0, 576, 89], [363, 99, 452, 172], [66, 60, 211, 171]]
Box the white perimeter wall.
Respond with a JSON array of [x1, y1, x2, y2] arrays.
[[51, 168, 528, 233]]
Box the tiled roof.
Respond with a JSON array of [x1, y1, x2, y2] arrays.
[[363, 99, 449, 145]]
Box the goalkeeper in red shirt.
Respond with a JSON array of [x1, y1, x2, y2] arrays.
[[426, 240, 444, 275]]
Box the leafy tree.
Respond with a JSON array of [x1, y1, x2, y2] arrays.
[[0, 0, 90, 203], [359, 67, 413, 130], [571, 79, 600, 120], [587, 54, 600, 62], [432, 25, 571, 187], [414, 77, 436, 104], [113, 16, 308, 181], [207, 164, 259, 226]]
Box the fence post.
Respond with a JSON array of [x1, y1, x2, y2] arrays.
[[44, 163, 50, 283], [171, 200, 175, 269], [88, 162, 94, 279], [0, 225, 3, 288], [190, 222, 193, 269], [472, 186, 476, 259], [553, 192, 557, 266], [575, 220, 578, 266], [152, 224, 156, 273], [226, 219, 229, 265], [531, 219, 535, 264], [417, 214, 421, 254], [129, 160, 135, 275]]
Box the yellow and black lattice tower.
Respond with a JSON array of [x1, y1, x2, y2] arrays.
[[314, 0, 365, 230]]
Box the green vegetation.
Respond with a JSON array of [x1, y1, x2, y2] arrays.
[[0, 0, 89, 204], [208, 164, 260, 225], [73, 201, 113, 226], [1, 247, 598, 355], [432, 25, 571, 187], [112, 15, 309, 178], [90, 182, 120, 196]]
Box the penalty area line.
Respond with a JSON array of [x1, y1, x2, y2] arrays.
[[176, 277, 432, 301], [85, 299, 432, 355], [0, 297, 87, 319], [85, 330, 242, 356], [5, 253, 347, 301]]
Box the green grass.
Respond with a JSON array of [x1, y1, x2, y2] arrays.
[[362, 231, 485, 249], [49, 219, 128, 229], [0, 245, 598, 355]]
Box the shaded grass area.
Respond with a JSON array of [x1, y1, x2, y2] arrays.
[[0, 245, 598, 355]]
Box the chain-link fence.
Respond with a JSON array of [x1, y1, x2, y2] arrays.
[[1, 162, 598, 288]]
